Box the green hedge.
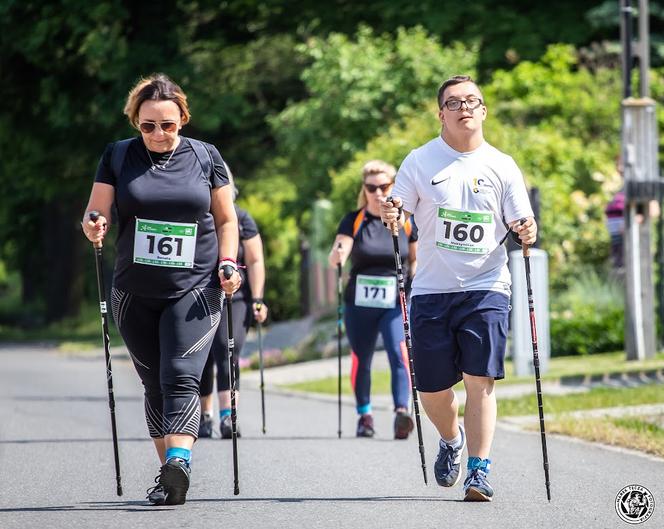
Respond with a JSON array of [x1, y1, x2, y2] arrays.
[[549, 270, 624, 356]]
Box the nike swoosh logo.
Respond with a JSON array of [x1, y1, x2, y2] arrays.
[[431, 176, 450, 185]]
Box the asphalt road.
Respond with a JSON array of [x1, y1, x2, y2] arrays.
[[1, 344, 663, 529]]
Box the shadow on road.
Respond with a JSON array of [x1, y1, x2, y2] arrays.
[[0, 437, 149, 445], [11, 395, 141, 402], [0, 495, 462, 513]]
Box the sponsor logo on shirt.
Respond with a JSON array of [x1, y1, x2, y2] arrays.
[[472, 177, 492, 194]]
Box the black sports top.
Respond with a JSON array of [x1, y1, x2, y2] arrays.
[[234, 205, 260, 301], [94, 136, 229, 298], [337, 209, 418, 305]]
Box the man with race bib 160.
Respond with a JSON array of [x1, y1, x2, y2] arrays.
[[379, 75, 537, 502]]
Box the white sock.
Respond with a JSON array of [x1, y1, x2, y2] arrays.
[[441, 430, 463, 449]]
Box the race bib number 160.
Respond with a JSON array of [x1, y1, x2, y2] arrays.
[[133, 218, 197, 268], [435, 207, 494, 254]]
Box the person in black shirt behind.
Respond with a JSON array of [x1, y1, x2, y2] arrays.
[[82, 73, 241, 506], [198, 167, 268, 439], [328, 160, 418, 440]]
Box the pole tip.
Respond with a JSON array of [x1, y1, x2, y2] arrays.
[[117, 485, 123, 496]]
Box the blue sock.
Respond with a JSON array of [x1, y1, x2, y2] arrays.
[[467, 457, 491, 472], [220, 408, 232, 419], [165, 447, 191, 465], [357, 403, 372, 415]]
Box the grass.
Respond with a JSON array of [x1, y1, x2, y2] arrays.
[[541, 414, 664, 459], [496, 383, 664, 417], [283, 350, 664, 395], [0, 302, 124, 351]]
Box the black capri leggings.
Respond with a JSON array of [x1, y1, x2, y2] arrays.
[[200, 298, 251, 395], [111, 284, 222, 439]]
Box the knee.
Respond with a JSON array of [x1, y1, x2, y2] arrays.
[[161, 373, 199, 397], [462, 374, 495, 396], [420, 387, 457, 407]]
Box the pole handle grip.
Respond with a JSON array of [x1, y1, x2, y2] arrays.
[[221, 265, 235, 280], [386, 196, 400, 236], [88, 210, 104, 249], [517, 217, 529, 257]]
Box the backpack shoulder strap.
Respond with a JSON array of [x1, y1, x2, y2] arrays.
[[352, 208, 366, 238], [187, 137, 213, 180], [111, 138, 133, 179]]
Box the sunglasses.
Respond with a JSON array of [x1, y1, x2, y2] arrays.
[[364, 183, 392, 193], [138, 121, 178, 134]]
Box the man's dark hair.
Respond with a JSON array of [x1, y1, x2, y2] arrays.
[[437, 75, 477, 109]]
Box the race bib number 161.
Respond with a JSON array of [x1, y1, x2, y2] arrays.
[[133, 218, 197, 268]]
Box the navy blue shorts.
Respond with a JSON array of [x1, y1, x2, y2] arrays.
[[410, 290, 510, 392]]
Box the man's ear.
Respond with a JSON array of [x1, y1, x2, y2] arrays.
[[438, 108, 445, 126]]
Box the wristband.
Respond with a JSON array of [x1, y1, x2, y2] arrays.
[[218, 258, 238, 272]]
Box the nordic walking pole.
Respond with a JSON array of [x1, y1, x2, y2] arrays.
[[336, 243, 343, 439], [387, 198, 427, 485], [221, 265, 240, 496], [255, 301, 266, 434], [520, 219, 552, 502], [88, 211, 123, 497]]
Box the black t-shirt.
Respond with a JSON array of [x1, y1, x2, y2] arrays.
[[337, 209, 418, 304], [94, 136, 229, 298], [234, 205, 260, 301]]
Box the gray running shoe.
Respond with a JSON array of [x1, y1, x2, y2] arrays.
[[434, 424, 466, 487], [463, 468, 494, 502], [394, 410, 414, 440], [220, 414, 241, 439], [198, 415, 214, 438], [356, 414, 375, 438]]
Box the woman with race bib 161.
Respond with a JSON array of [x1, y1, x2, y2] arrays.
[[328, 160, 418, 440], [82, 73, 241, 506]]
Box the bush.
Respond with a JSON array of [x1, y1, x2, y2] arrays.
[[549, 269, 624, 356]]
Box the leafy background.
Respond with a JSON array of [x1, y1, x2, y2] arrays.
[[1, 0, 663, 354]]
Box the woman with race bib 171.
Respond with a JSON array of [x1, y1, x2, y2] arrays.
[[328, 160, 418, 440], [82, 73, 241, 506]]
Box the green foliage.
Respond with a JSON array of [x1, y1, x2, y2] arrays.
[[270, 26, 477, 206], [237, 166, 301, 320], [549, 269, 625, 356], [2, 0, 664, 327]]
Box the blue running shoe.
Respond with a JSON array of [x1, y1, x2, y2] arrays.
[[463, 467, 494, 502], [434, 424, 466, 487]]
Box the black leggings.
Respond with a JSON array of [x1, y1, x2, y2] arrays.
[[111, 285, 222, 439], [200, 298, 250, 395]]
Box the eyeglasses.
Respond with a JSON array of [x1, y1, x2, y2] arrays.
[[138, 121, 179, 134], [364, 183, 392, 193], [441, 97, 483, 111]]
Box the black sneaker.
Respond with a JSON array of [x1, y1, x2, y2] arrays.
[[159, 457, 191, 505], [220, 415, 241, 439], [356, 414, 375, 438], [198, 415, 214, 438], [146, 480, 167, 506], [394, 410, 414, 440]]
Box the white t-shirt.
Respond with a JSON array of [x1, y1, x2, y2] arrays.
[[393, 136, 534, 296]]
